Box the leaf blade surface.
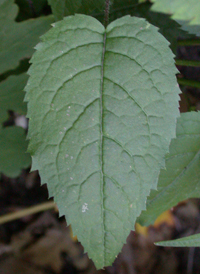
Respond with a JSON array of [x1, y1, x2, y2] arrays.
[[25, 14, 180, 268]]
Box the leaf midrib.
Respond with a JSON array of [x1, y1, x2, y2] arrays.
[[100, 29, 107, 265]]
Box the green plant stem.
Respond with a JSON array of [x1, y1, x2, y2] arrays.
[[177, 78, 200, 89], [178, 39, 200, 46], [104, 0, 110, 28], [0, 201, 56, 225], [176, 59, 200, 67]]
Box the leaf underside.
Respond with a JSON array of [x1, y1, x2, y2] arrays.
[[156, 233, 200, 247], [151, 0, 200, 36], [138, 111, 200, 226], [25, 15, 180, 268]]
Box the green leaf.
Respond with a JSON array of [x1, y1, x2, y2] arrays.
[[0, 0, 18, 20], [48, 0, 105, 20], [0, 73, 28, 126], [0, 58, 30, 82], [138, 111, 200, 226], [0, 0, 54, 74], [151, 0, 200, 36], [0, 72, 31, 177], [25, 14, 180, 268], [0, 127, 31, 177], [156, 233, 200, 247]]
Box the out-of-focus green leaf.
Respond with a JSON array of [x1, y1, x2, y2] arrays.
[[156, 233, 200, 247], [48, 0, 105, 20], [0, 71, 30, 177], [0, 59, 30, 82], [25, 14, 180, 268], [0, 0, 54, 74], [151, 0, 200, 36], [0, 74, 28, 126], [138, 112, 200, 226], [0, 127, 31, 178], [0, 0, 18, 19]]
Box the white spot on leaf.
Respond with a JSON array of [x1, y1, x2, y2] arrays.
[[82, 203, 88, 213]]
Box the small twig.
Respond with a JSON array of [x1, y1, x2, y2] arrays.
[[0, 202, 56, 225], [104, 0, 110, 28]]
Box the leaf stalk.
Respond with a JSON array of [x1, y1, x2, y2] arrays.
[[104, 0, 110, 28]]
